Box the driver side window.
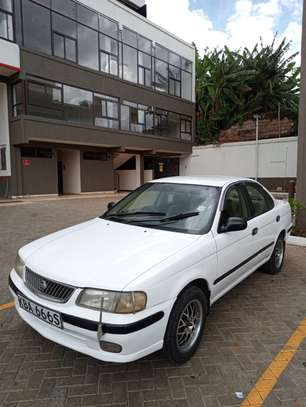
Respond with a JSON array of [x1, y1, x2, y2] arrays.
[[223, 185, 248, 220]]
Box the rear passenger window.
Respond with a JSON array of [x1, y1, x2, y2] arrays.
[[245, 183, 274, 217]]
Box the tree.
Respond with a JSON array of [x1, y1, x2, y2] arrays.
[[196, 39, 300, 144]]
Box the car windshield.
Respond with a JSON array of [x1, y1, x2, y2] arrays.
[[102, 182, 221, 234]]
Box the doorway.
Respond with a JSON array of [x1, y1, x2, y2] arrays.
[[57, 150, 81, 195]]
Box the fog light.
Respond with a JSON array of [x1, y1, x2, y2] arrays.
[[100, 341, 122, 353]]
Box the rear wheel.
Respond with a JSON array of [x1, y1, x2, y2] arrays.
[[164, 286, 207, 363], [262, 235, 285, 275]]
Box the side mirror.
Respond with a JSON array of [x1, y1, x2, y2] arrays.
[[107, 202, 115, 211], [219, 217, 247, 233]]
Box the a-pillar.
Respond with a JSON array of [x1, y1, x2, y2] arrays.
[[135, 154, 144, 187]]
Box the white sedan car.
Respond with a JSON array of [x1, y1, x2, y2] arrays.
[[9, 176, 292, 363]]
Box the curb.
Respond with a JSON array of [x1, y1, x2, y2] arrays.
[[287, 236, 306, 247]]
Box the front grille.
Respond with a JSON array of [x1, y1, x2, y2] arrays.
[[25, 267, 75, 303]]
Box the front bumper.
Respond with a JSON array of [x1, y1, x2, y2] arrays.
[[9, 270, 174, 363]]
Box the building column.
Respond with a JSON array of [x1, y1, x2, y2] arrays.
[[296, 0, 306, 232], [135, 154, 144, 187]]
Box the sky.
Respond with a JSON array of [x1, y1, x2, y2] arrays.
[[146, 0, 303, 63]]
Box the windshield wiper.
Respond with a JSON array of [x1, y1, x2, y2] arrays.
[[129, 211, 200, 224], [104, 211, 166, 218]]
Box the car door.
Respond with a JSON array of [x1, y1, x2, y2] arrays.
[[241, 181, 278, 265], [212, 183, 261, 300]]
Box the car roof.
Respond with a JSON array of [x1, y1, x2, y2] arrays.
[[150, 176, 252, 188]]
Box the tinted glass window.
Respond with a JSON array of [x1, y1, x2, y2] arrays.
[[245, 183, 274, 217], [52, 0, 76, 18], [23, 0, 51, 54], [0, 0, 12, 13], [122, 27, 137, 47], [77, 4, 98, 29], [99, 15, 118, 38], [52, 13, 77, 38], [182, 70, 192, 101], [53, 33, 65, 58], [138, 35, 152, 54], [122, 45, 137, 83], [155, 59, 168, 93], [64, 85, 93, 124], [78, 24, 99, 70], [0, 10, 12, 40], [155, 44, 168, 62], [223, 186, 248, 220]]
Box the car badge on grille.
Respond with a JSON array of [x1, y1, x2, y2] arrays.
[[39, 279, 48, 292]]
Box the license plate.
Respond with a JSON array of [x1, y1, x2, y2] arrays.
[[18, 294, 63, 329]]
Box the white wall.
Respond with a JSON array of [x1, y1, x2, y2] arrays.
[[58, 150, 81, 194], [144, 169, 153, 182], [116, 170, 138, 190], [0, 83, 11, 177], [80, 0, 196, 102], [180, 137, 298, 179], [0, 39, 20, 70]]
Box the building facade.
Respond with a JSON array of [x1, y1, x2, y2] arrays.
[[0, 0, 195, 197]]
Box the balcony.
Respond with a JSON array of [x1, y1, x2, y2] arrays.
[[0, 38, 20, 77]]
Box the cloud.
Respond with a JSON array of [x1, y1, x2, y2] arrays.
[[146, 0, 302, 63]]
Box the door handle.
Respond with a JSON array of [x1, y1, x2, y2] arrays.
[[252, 227, 258, 236], [276, 215, 280, 222]]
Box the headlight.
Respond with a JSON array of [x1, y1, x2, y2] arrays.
[[76, 289, 147, 314], [15, 254, 25, 279]]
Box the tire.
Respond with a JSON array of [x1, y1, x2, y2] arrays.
[[262, 235, 286, 275], [163, 286, 207, 364]]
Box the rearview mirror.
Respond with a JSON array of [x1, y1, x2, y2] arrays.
[[219, 217, 247, 233], [107, 202, 115, 211]]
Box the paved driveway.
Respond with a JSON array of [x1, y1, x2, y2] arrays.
[[0, 197, 306, 407]]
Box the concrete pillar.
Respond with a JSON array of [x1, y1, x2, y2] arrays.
[[296, 0, 306, 231], [135, 154, 144, 187]]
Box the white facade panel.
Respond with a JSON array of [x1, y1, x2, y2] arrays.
[[180, 137, 298, 180], [0, 83, 11, 177], [0, 39, 20, 72]]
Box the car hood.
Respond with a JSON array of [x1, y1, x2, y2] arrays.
[[20, 218, 199, 290]]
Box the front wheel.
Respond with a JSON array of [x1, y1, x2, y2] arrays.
[[163, 286, 207, 363], [262, 235, 285, 275]]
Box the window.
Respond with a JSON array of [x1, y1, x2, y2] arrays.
[[0, 146, 6, 171], [0, 0, 13, 41], [138, 51, 151, 87], [100, 33, 118, 76], [245, 183, 274, 217], [94, 94, 119, 129], [20, 147, 52, 158], [52, 13, 77, 62], [122, 27, 137, 47], [182, 70, 192, 101], [223, 186, 248, 220], [64, 85, 93, 124], [83, 151, 110, 161], [12, 82, 24, 117], [122, 44, 137, 83], [51, 0, 76, 18], [22, 0, 51, 54], [181, 118, 192, 141], [154, 109, 169, 137], [155, 59, 168, 93], [78, 24, 99, 70], [169, 64, 181, 97], [77, 4, 98, 29], [99, 15, 118, 39], [120, 101, 147, 133], [155, 44, 169, 62], [168, 112, 180, 138], [27, 79, 63, 120]]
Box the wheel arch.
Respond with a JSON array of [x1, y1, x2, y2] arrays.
[[177, 278, 211, 313]]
